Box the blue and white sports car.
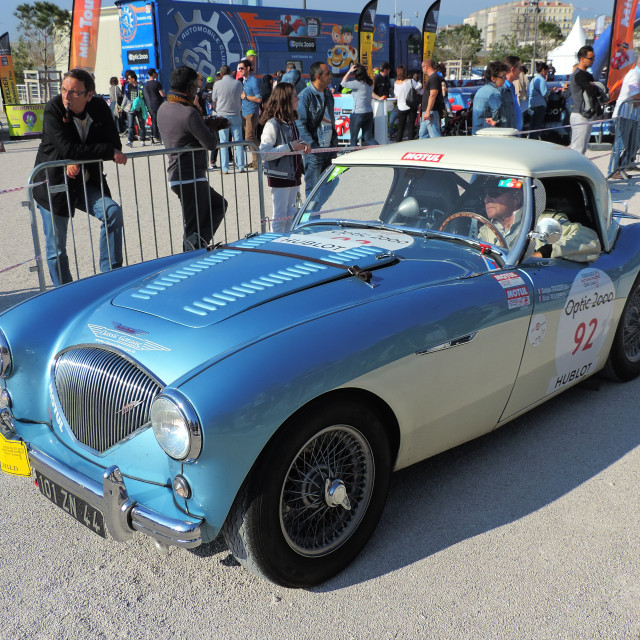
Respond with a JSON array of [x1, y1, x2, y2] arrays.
[[1, 137, 639, 588]]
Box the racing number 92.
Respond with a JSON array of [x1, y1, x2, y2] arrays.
[[573, 318, 597, 355]]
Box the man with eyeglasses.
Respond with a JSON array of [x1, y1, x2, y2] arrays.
[[32, 68, 127, 286], [569, 46, 601, 154], [239, 60, 263, 169], [296, 61, 338, 197]]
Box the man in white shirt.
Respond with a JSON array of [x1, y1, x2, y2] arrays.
[[611, 55, 640, 177]]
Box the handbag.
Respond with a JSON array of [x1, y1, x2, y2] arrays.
[[405, 81, 422, 110]]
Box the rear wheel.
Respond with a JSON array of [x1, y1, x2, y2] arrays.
[[222, 399, 392, 587], [602, 274, 640, 381]]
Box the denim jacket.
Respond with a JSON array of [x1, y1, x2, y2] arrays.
[[296, 84, 337, 149], [472, 82, 505, 134]]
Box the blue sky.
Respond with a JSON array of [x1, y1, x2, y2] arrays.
[[1, 0, 615, 40]]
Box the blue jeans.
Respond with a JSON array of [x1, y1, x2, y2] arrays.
[[127, 110, 146, 143], [39, 186, 123, 287], [302, 151, 335, 198], [218, 114, 245, 172], [418, 114, 441, 139], [349, 112, 378, 147]]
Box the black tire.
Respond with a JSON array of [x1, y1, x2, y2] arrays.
[[602, 274, 640, 381], [222, 399, 392, 588]]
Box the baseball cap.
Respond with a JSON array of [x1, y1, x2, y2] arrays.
[[206, 76, 214, 83], [246, 49, 256, 56]]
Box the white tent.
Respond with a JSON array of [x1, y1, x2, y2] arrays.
[[548, 17, 587, 75]]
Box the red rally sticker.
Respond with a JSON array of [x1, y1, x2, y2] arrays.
[[401, 152, 444, 163], [505, 285, 530, 309]]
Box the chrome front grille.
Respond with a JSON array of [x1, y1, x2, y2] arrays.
[[54, 347, 162, 452]]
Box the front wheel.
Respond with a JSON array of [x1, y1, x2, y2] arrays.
[[222, 399, 392, 587], [602, 273, 640, 381]]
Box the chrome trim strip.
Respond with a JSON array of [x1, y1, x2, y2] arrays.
[[416, 332, 478, 355], [28, 446, 202, 548]]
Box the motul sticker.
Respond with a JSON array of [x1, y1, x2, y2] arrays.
[[401, 152, 444, 162], [505, 285, 530, 309], [492, 272, 525, 289]]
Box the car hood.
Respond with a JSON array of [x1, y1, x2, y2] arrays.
[[73, 230, 490, 384], [112, 230, 482, 329]]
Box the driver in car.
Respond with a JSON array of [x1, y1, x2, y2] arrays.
[[478, 178, 601, 262]]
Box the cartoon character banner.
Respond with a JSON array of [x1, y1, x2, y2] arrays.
[[5, 104, 45, 137], [122, 0, 389, 87], [607, 0, 639, 101]]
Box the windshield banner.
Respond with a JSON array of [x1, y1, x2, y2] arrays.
[[69, 0, 102, 72], [607, 0, 639, 101]]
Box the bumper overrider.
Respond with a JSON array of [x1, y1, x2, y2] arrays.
[[28, 446, 202, 548]]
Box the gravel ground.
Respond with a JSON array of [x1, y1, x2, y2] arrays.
[[0, 130, 639, 640]]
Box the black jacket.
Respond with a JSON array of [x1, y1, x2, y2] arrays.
[[33, 94, 121, 217]]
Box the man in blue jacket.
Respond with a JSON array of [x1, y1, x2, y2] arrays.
[[296, 61, 338, 198]]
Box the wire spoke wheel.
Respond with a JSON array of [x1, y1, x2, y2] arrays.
[[280, 425, 375, 557], [622, 286, 640, 362]]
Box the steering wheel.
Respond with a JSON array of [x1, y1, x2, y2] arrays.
[[438, 211, 508, 248]]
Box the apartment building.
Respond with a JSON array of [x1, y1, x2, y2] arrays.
[[464, 1, 574, 50]]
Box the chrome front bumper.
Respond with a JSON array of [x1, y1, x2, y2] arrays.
[[28, 446, 202, 549]]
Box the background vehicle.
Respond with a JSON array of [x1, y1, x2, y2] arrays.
[[117, 0, 421, 87]]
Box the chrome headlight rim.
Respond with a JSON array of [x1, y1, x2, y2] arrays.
[[150, 389, 202, 462], [0, 329, 12, 379]]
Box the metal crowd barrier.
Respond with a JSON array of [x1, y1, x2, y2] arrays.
[[25, 141, 265, 292], [607, 104, 640, 179]]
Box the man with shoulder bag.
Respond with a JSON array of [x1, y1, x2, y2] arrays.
[[569, 46, 603, 154]]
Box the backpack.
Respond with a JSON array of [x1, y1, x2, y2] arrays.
[[405, 81, 422, 110], [580, 81, 609, 119]]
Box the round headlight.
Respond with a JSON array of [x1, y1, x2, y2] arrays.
[[0, 330, 12, 379], [150, 391, 202, 461]]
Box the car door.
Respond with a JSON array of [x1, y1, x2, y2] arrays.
[[500, 258, 617, 422]]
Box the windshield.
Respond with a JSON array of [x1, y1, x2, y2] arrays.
[[296, 165, 530, 255]]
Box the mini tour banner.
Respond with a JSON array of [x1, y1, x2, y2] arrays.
[[422, 0, 440, 63], [69, 0, 102, 72], [358, 0, 378, 77], [0, 32, 20, 106], [607, 0, 639, 101]]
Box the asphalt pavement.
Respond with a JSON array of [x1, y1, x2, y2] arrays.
[[0, 130, 638, 640]]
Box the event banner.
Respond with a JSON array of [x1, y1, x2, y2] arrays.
[[69, 0, 102, 72], [5, 104, 45, 137], [607, 0, 639, 101], [358, 0, 378, 77], [0, 32, 20, 106], [422, 0, 440, 65]]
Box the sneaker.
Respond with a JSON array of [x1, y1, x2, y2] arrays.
[[141, 141, 146, 147], [237, 168, 247, 173], [125, 141, 133, 147], [210, 162, 217, 169]]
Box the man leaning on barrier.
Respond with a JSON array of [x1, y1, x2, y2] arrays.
[[33, 68, 128, 287], [157, 66, 229, 251]]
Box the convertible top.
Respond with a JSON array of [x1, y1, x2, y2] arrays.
[[337, 136, 605, 185]]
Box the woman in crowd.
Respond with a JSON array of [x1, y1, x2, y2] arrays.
[[108, 76, 122, 122], [340, 63, 379, 147], [394, 65, 421, 142], [528, 62, 550, 140], [471, 61, 509, 135], [259, 82, 310, 233]]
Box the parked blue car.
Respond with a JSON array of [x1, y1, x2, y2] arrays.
[[1, 137, 640, 587]]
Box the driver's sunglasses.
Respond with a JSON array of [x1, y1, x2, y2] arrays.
[[61, 88, 88, 98], [484, 188, 509, 198]]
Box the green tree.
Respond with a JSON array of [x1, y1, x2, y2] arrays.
[[488, 35, 533, 66], [14, 1, 71, 91], [435, 24, 483, 68], [535, 21, 563, 63]]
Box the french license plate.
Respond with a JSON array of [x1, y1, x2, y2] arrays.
[[35, 470, 106, 538]]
